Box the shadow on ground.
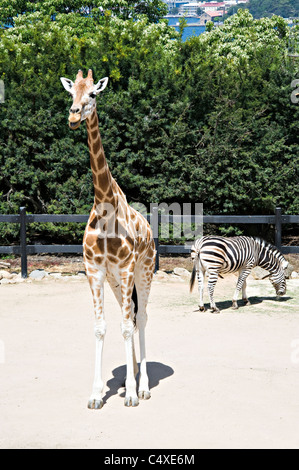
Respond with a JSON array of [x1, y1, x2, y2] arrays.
[[194, 296, 292, 313], [102, 361, 174, 405]]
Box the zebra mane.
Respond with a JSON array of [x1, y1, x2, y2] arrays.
[[253, 237, 287, 267]]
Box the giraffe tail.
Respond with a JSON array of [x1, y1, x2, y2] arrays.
[[132, 284, 138, 327]]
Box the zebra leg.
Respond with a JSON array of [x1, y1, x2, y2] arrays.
[[232, 269, 251, 309], [197, 268, 206, 311], [242, 279, 251, 305], [207, 271, 220, 313]]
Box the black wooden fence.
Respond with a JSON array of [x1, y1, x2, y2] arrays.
[[0, 207, 298, 278]]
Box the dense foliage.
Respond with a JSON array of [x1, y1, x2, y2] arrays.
[[0, 5, 298, 244], [226, 0, 299, 19]]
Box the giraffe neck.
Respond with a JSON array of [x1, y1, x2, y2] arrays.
[[86, 108, 115, 207]]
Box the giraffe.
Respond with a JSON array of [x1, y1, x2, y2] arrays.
[[60, 69, 156, 409]]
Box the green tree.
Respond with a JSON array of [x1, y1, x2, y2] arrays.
[[0, 7, 298, 245]]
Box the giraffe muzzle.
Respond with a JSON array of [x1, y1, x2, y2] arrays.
[[69, 120, 81, 130], [68, 114, 81, 130]]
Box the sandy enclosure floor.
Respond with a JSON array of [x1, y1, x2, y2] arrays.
[[0, 274, 299, 449]]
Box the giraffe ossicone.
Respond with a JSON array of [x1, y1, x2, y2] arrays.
[[60, 69, 156, 409]]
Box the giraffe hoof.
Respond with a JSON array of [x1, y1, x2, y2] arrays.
[[138, 390, 151, 400], [87, 399, 103, 410], [124, 396, 139, 407]]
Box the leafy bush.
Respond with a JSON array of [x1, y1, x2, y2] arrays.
[[0, 7, 298, 244]]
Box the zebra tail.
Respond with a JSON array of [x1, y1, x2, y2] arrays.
[[190, 258, 197, 292]]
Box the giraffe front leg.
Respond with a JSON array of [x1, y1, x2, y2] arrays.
[[122, 314, 139, 407], [86, 266, 106, 410], [121, 274, 139, 407]]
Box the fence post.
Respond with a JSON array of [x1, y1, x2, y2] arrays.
[[20, 207, 28, 278], [275, 207, 282, 250], [152, 206, 159, 272]]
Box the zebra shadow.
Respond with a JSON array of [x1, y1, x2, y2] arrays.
[[102, 361, 174, 405], [199, 295, 292, 312]]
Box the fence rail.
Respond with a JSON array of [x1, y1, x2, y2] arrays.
[[0, 207, 298, 278]]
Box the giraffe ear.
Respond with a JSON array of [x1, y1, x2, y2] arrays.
[[93, 77, 109, 95], [60, 77, 74, 92]]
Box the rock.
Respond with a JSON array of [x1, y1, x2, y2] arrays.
[[29, 270, 48, 280], [169, 274, 184, 282], [49, 273, 62, 279], [0, 278, 16, 284], [251, 267, 269, 280], [0, 261, 10, 268], [173, 267, 191, 280], [285, 264, 294, 279], [291, 271, 299, 279], [62, 275, 82, 281], [154, 270, 169, 282], [0, 270, 14, 280]]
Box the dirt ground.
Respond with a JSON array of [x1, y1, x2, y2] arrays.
[[0, 272, 299, 449]]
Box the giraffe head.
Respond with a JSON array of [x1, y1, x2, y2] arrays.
[[60, 69, 108, 130]]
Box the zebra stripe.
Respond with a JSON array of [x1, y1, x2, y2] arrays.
[[190, 236, 288, 313]]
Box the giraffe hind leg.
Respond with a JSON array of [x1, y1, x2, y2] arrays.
[[134, 265, 154, 400]]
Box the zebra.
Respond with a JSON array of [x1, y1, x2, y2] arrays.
[[190, 235, 288, 313]]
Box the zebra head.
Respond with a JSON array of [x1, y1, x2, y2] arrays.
[[256, 238, 288, 296], [269, 258, 288, 296]]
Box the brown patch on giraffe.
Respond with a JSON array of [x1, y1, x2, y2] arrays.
[[93, 138, 101, 155], [107, 254, 118, 264], [118, 245, 130, 260], [97, 153, 105, 168], [124, 236, 134, 251], [146, 246, 154, 259], [89, 215, 98, 230], [90, 155, 97, 173], [92, 173, 97, 186], [84, 247, 94, 261], [107, 237, 122, 256], [115, 219, 127, 238], [143, 257, 153, 266], [85, 233, 97, 248], [91, 128, 99, 140], [90, 114, 98, 129], [98, 170, 110, 192], [94, 187, 105, 200], [96, 237, 105, 253]]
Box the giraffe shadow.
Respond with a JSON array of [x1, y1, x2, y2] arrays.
[[198, 295, 292, 312], [102, 361, 174, 405]]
